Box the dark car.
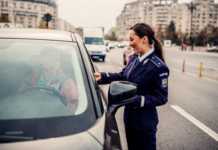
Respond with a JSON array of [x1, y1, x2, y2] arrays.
[[0, 29, 137, 150]]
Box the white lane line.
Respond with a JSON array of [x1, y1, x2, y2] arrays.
[[171, 105, 218, 142]]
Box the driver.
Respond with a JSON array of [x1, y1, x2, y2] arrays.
[[21, 49, 79, 113]]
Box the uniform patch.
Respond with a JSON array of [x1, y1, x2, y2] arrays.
[[159, 72, 168, 77], [161, 78, 168, 88]]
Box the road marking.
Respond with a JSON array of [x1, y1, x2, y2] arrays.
[[171, 105, 218, 142]]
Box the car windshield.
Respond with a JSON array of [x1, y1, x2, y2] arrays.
[[0, 39, 96, 142], [85, 37, 104, 45]]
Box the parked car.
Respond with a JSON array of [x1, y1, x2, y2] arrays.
[[107, 43, 117, 50], [207, 46, 218, 53], [0, 29, 137, 150]]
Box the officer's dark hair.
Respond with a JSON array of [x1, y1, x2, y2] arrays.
[[130, 23, 165, 62]]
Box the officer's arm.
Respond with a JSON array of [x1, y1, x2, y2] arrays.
[[97, 68, 127, 85], [132, 67, 169, 108]]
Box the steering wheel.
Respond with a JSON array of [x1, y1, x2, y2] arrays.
[[21, 86, 67, 106]]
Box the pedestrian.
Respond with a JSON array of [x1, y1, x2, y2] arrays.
[[95, 23, 169, 150]]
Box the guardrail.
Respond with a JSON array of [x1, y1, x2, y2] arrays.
[[167, 59, 218, 80]]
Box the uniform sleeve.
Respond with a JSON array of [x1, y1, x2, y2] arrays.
[[97, 54, 137, 85], [131, 67, 169, 108], [97, 67, 127, 85]]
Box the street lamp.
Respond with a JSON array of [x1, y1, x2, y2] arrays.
[[187, 1, 198, 51]]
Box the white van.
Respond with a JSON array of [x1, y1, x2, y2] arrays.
[[83, 27, 107, 62]]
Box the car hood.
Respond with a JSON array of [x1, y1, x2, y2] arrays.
[[0, 132, 102, 150], [0, 116, 106, 150]]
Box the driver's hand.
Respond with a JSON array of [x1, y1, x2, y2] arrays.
[[94, 72, 101, 81]]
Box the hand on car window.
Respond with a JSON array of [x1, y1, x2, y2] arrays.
[[94, 72, 101, 81]]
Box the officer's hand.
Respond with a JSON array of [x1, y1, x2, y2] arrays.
[[94, 72, 101, 81]]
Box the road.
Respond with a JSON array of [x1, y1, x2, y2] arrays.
[[94, 48, 218, 150]]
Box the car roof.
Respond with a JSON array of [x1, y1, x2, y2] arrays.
[[0, 29, 76, 42]]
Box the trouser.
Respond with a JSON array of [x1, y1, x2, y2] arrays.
[[125, 127, 157, 150]]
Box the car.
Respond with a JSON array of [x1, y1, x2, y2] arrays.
[[207, 46, 218, 53], [83, 27, 107, 62], [106, 43, 117, 50], [117, 43, 126, 49], [0, 29, 137, 150]]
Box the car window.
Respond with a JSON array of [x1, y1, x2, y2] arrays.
[[75, 34, 95, 72], [85, 37, 104, 45], [75, 34, 105, 116], [0, 39, 96, 142]]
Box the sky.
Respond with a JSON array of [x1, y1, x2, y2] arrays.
[[57, 0, 214, 32], [57, 0, 133, 32]]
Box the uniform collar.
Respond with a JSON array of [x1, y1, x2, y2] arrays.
[[138, 47, 154, 62]]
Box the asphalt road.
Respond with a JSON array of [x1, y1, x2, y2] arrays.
[[94, 48, 218, 150]]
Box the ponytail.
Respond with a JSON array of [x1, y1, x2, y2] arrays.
[[153, 37, 165, 62]]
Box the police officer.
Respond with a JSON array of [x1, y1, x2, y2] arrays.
[[95, 23, 169, 150]]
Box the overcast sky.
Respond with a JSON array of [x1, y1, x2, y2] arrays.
[[57, 0, 215, 32]]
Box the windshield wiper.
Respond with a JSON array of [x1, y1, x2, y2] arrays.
[[0, 135, 34, 143]]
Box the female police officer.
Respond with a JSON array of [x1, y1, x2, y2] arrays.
[[95, 23, 169, 150]]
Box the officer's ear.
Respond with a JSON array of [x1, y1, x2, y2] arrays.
[[142, 36, 149, 45]]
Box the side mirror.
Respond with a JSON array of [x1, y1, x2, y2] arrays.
[[108, 81, 137, 109], [104, 81, 137, 149]]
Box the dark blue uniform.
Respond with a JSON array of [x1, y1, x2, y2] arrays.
[[98, 52, 169, 150]]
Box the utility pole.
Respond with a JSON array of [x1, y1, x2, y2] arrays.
[[187, 2, 197, 51]]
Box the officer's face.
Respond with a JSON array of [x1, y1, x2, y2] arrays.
[[128, 30, 148, 54]]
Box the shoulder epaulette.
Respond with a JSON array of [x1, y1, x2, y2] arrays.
[[150, 56, 164, 68]]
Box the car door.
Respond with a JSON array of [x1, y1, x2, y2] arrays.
[[73, 34, 122, 150], [73, 33, 106, 115]]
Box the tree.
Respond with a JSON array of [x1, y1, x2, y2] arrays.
[[165, 21, 180, 44], [105, 27, 118, 41], [167, 21, 176, 34], [156, 25, 165, 43], [42, 13, 52, 28], [195, 25, 218, 46], [39, 19, 47, 29], [195, 29, 207, 46], [0, 14, 10, 23], [209, 26, 218, 46]]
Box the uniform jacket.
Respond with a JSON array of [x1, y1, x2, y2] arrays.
[[98, 52, 169, 130]]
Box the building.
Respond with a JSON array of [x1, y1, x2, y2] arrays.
[[116, 0, 218, 40], [116, 1, 142, 40], [191, 0, 218, 34], [116, 0, 178, 40], [0, 22, 23, 28], [171, 3, 191, 34], [151, 0, 177, 32], [0, 0, 58, 29], [56, 18, 75, 32]]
